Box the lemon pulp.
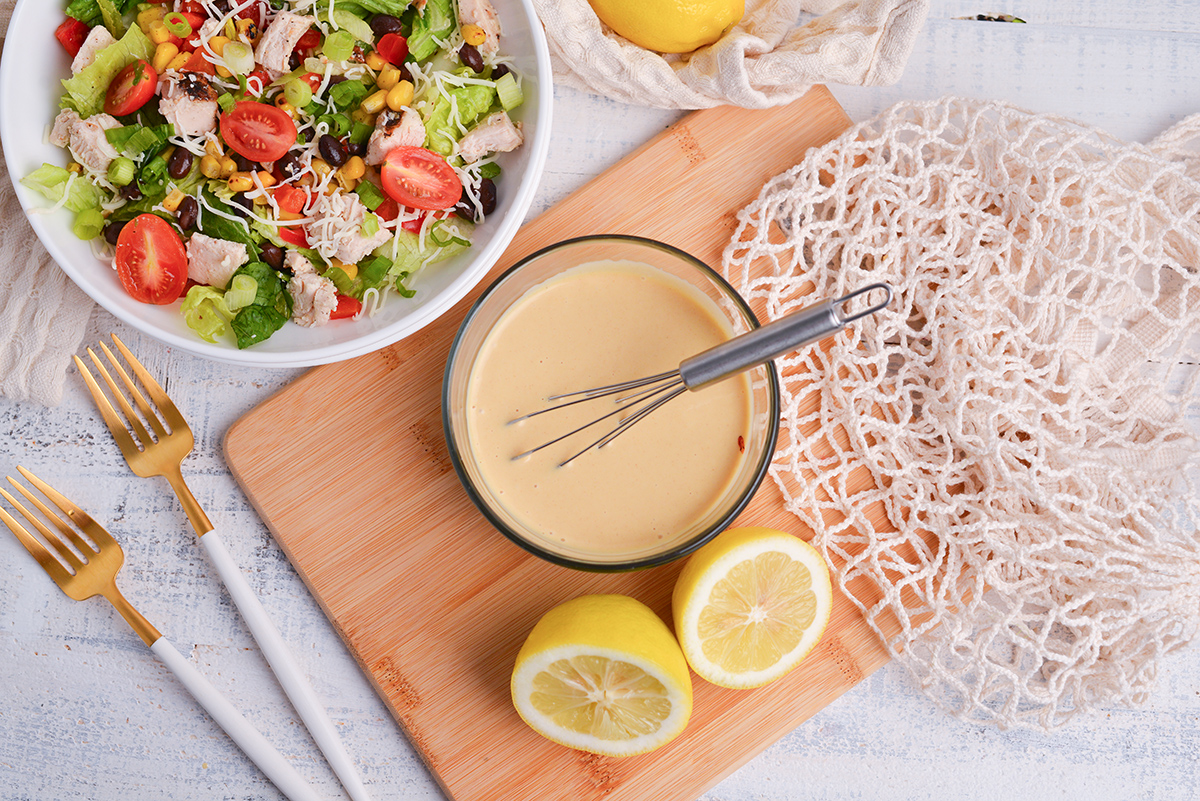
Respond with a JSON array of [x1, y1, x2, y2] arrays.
[[511, 594, 692, 756], [673, 527, 833, 688]]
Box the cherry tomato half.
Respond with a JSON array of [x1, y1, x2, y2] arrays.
[[104, 59, 158, 116], [220, 100, 298, 163], [55, 17, 90, 57], [330, 294, 362, 320], [380, 146, 462, 211], [375, 33, 408, 66], [114, 215, 189, 305]]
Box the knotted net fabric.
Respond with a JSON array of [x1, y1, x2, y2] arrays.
[[723, 96, 1200, 730], [534, 0, 929, 109], [0, 0, 96, 407]]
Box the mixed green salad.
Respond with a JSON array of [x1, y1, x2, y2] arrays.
[[27, 0, 525, 348]]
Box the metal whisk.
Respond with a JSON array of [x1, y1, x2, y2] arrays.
[[512, 282, 893, 465]]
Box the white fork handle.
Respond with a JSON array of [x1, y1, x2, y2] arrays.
[[150, 637, 322, 801], [200, 530, 372, 801]]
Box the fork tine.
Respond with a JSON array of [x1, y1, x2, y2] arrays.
[[109, 334, 188, 431], [0, 484, 86, 572], [17, 466, 115, 550], [74, 353, 146, 465], [0, 503, 75, 587], [96, 340, 172, 441], [80, 345, 159, 448]]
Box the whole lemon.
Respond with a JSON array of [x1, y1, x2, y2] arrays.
[[588, 0, 744, 54]]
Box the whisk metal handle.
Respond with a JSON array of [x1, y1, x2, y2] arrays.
[[679, 282, 892, 389]]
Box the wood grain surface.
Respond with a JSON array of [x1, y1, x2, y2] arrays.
[[224, 86, 894, 801]]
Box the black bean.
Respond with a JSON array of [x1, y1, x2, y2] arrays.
[[276, 150, 302, 179], [454, 178, 497, 221], [369, 14, 404, 37], [120, 181, 142, 201], [288, 52, 302, 71], [167, 148, 194, 180], [232, 152, 256, 173], [491, 63, 511, 80], [230, 194, 251, 218], [318, 134, 347, 167], [176, 196, 199, 230], [261, 241, 284, 270], [459, 43, 484, 74], [346, 140, 365, 157], [103, 220, 126, 246]]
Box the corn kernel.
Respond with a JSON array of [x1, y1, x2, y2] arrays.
[[252, 192, 269, 206], [204, 138, 224, 158], [330, 258, 358, 280], [360, 89, 388, 115], [152, 42, 179, 73], [162, 188, 187, 213], [199, 154, 222, 179], [339, 156, 366, 182], [148, 21, 174, 46], [385, 80, 414, 111], [351, 108, 376, 125], [375, 65, 402, 91], [218, 156, 238, 178], [335, 173, 359, 192], [365, 51, 387, 71], [67, 162, 83, 174], [228, 172, 254, 193], [236, 18, 259, 44], [310, 158, 332, 179], [207, 35, 230, 56], [223, 17, 238, 39], [137, 6, 166, 31], [255, 171, 277, 189], [167, 52, 192, 71], [278, 209, 303, 221], [461, 24, 486, 47]]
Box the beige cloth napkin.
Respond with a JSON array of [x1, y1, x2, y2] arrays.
[[0, 0, 96, 406], [535, 0, 930, 109]]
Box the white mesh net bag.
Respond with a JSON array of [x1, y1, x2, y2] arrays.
[[723, 96, 1200, 730]]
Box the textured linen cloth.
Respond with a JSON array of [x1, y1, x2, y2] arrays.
[[534, 0, 930, 108], [0, 0, 96, 406]]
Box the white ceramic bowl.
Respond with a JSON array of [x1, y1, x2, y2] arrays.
[[0, 0, 552, 367]]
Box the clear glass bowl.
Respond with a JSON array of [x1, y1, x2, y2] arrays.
[[442, 235, 780, 571]]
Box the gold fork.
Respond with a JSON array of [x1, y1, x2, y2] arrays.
[[75, 335, 370, 801], [0, 467, 320, 801]]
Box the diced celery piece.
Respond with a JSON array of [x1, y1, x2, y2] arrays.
[[495, 73, 523, 112]]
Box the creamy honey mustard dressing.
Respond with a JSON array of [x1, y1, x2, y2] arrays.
[[464, 260, 752, 556]]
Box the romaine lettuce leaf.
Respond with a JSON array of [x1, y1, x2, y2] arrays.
[[181, 286, 236, 343], [408, 0, 455, 61], [424, 80, 496, 155], [20, 164, 103, 213], [61, 24, 154, 117]]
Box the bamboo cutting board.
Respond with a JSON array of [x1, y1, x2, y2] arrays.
[[225, 86, 894, 801]]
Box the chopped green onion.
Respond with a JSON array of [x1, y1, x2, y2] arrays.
[[360, 255, 391, 285], [429, 220, 470, 248], [318, 113, 351, 138], [394, 274, 416, 298], [224, 274, 259, 311], [362, 212, 379, 237], [349, 120, 374, 145], [284, 78, 313, 108], [322, 30, 356, 62], [217, 92, 236, 112], [72, 207, 105, 240], [354, 180, 386, 211], [107, 157, 136, 186], [495, 73, 523, 111], [478, 161, 502, 180], [223, 41, 255, 76], [163, 12, 193, 38]]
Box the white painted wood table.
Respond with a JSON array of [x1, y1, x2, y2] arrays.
[[2, 2, 1199, 798]]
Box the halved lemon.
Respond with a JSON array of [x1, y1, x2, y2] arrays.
[[510, 594, 692, 757], [672, 527, 833, 689]]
